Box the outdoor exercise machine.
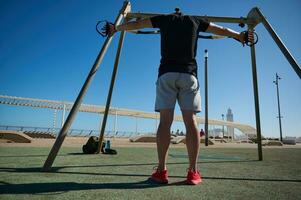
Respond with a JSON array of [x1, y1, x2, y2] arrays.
[[42, 1, 301, 171]]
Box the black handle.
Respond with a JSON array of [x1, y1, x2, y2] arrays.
[[96, 20, 114, 37]]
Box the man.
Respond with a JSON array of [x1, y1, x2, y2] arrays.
[[108, 11, 251, 185]]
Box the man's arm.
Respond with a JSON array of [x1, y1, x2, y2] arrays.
[[206, 23, 249, 45], [108, 18, 153, 35]]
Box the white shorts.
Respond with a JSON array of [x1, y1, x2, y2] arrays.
[[155, 72, 201, 113]]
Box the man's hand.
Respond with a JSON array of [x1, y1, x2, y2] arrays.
[[247, 30, 255, 45], [107, 23, 117, 37], [235, 31, 255, 46]]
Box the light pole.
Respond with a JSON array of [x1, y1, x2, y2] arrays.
[[204, 49, 209, 146], [221, 114, 225, 139], [273, 73, 283, 142]]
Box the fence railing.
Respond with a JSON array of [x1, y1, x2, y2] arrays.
[[0, 125, 153, 138]]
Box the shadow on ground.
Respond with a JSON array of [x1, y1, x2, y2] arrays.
[[0, 180, 170, 194], [0, 175, 300, 195]]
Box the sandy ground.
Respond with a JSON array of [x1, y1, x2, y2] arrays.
[[0, 136, 300, 149]]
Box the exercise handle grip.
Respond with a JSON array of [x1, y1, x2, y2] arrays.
[[96, 20, 114, 37], [244, 31, 258, 46]]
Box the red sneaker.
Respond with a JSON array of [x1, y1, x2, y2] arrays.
[[150, 168, 168, 184], [186, 169, 202, 185]]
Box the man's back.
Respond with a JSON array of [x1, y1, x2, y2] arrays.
[[151, 14, 209, 77]]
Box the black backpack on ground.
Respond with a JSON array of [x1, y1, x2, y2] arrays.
[[82, 136, 99, 154], [82, 136, 117, 155]]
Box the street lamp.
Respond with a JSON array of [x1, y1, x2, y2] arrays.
[[221, 114, 225, 139], [204, 49, 209, 146], [273, 73, 283, 142]]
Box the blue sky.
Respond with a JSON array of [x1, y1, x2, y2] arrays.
[[0, 0, 300, 137]]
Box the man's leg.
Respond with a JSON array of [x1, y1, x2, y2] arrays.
[[156, 109, 174, 171], [182, 110, 200, 171], [177, 74, 202, 184]]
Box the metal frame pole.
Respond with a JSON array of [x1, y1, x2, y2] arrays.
[[61, 103, 66, 128], [253, 8, 301, 79], [204, 49, 209, 146], [274, 73, 283, 141], [249, 27, 263, 161], [97, 30, 127, 153], [42, 1, 130, 171], [126, 13, 248, 24]]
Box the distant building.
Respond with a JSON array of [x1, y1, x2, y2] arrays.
[[226, 108, 234, 140]]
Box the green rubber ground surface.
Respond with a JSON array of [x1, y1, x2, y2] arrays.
[[0, 146, 300, 200]]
